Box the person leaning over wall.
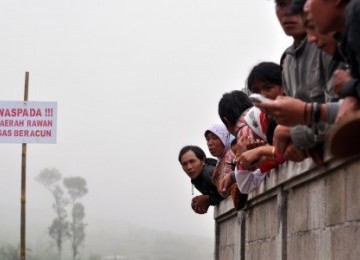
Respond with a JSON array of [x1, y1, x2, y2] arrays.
[[302, 0, 360, 158], [178, 145, 223, 214], [218, 69, 286, 196], [204, 122, 233, 197], [217, 91, 274, 194], [257, 0, 340, 165], [204, 122, 247, 210]]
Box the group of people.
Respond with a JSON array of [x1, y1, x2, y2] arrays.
[[178, 0, 360, 215]]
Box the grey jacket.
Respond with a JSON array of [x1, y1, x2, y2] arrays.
[[282, 39, 340, 150]]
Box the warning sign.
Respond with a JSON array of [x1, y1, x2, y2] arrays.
[[0, 101, 57, 143]]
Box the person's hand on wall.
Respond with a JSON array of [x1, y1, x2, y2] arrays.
[[238, 146, 272, 170], [218, 173, 235, 195], [191, 195, 210, 214], [273, 125, 306, 162]]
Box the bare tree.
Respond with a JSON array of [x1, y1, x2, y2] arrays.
[[63, 177, 88, 260], [36, 168, 70, 259]]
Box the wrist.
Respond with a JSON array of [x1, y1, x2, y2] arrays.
[[319, 104, 327, 122], [304, 103, 311, 125]]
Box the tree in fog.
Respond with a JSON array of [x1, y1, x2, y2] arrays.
[[63, 177, 88, 260], [36, 168, 70, 259]]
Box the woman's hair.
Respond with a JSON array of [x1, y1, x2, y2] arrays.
[[218, 90, 253, 127], [266, 118, 278, 145], [178, 145, 206, 163], [246, 62, 282, 92]]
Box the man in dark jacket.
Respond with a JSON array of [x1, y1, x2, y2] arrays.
[[178, 146, 223, 214]]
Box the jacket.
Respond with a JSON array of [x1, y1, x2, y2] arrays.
[[191, 162, 223, 206]]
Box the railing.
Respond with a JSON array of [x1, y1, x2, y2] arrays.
[[214, 154, 360, 260]]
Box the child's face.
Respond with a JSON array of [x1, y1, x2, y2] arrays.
[[251, 81, 284, 100]]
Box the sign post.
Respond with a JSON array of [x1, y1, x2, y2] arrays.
[[20, 72, 29, 260], [0, 72, 57, 260]]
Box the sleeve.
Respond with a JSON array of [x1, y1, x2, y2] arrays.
[[326, 101, 340, 124], [234, 168, 265, 194], [290, 122, 333, 151], [202, 164, 224, 206], [208, 194, 223, 206], [290, 125, 317, 150], [340, 79, 360, 101]]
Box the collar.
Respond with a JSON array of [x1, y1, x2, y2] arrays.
[[284, 37, 307, 57]]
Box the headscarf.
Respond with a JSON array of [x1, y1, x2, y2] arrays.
[[234, 106, 268, 142], [204, 122, 231, 149]]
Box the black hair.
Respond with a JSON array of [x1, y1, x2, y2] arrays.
[[178, 145, 206, 163], [230, 137, 237, 147], [246, 62, 282, 92], [266, 118, 278, 146], [218, 90, 253, 127], [290, 0, 306, 15]]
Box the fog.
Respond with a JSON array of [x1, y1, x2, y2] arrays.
[[0, 0, 291, 258]]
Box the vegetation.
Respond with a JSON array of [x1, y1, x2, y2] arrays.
[[36, 168, 88, 260]]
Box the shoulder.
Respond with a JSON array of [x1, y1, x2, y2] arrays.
[[240, 107, 268, 141], [205, 158, 217, 166]]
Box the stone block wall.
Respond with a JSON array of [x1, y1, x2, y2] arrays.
[[214, 156, 360, 260]]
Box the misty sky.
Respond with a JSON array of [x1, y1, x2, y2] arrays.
[[0, 0, 292, 248]]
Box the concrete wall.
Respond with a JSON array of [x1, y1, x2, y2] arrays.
[[214, 156, 360, 260]]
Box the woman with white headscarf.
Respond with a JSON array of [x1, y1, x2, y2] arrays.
[[205, 123, 233, 195]]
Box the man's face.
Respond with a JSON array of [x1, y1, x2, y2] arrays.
[[303, 13, 337, 55], [275, 0, 306, 37], [180, 150, 204, 180], [304, 0, 343, 34]]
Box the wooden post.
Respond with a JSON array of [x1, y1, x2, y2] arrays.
[[20, 72, 29, 260]]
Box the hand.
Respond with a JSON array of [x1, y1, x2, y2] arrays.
[[191, 195, 210, 214], [283, 143, 306, 162], [273, 125, 306, 162], [273, 125, 291, 155], [219, 173, 235, 194], [238, 146, 271, 170], [256, 96, 306, 126], [333, 69, 352, 94], [335, 97, 360, 123]]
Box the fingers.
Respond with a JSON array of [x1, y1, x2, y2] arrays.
[[283, 145, 306, 162], [256, 102, 275, 113], [192, 198, 209, 214], [239, 156, 258, 170], [333, 69, 352, 94], [219, 180, 225, 193]]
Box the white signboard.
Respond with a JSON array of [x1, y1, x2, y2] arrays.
[[0, 101, 57, 143]]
